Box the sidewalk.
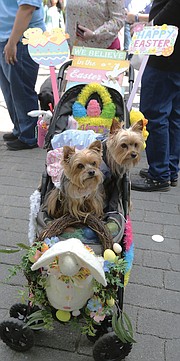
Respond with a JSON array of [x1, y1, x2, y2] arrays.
[[0, 69, 180, 361]]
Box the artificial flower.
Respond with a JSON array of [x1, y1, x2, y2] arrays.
[[87, 297, 102, 312]]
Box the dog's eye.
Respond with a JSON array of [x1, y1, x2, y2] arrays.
[[121, 143, 128, 149], [77, 163, 84, 169], [91, 161, 96, 166]]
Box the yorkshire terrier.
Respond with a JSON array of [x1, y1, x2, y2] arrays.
[[105, 119, 144, 176], [46, 140, 104, 219]]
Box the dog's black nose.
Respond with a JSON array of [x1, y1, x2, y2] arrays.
[[88, 170, 95, 177], [131, 152, 137, 158]]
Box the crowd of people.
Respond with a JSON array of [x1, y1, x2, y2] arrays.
[[0, 0, 179, 191]]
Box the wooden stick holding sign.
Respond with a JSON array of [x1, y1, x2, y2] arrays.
[[22, 27, 70, 107]]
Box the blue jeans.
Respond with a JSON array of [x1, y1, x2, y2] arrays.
[[140, 66, 180, 182], [0, 41, 39, 145]]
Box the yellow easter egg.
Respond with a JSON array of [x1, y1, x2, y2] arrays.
[[56, 310, 71, 322], [106, 297, 115, 307], [104, 249, 116, 262]]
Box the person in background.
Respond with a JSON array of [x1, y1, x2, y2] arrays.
[[131, 0, 180, 192], [0, 0, 45, 151], [124, 0, 152, 51], [65, 0, 125, 52], [43, 0, 65, 31]]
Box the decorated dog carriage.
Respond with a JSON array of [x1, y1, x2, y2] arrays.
[[0, 49, 145, 360]]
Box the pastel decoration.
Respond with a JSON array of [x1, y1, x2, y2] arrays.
[[31, 238, 106, 311], [72, 83, 116, 134], [51, 129, 99, 150], [56, 310, 71, 322], [129, 24, 178, 56], [23, 27, 70, 106]]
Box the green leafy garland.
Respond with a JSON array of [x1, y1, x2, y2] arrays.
[[1, 241, 135, 343]]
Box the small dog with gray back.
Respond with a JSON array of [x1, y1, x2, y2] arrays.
[[46, 140, 104, 219], [105, 118, 144, 176]]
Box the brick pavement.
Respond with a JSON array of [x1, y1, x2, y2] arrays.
[[0, 69, 180, 361]]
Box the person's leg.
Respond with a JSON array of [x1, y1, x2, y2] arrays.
[[140, 66, 173, 182], [168, 72, 180, 182], [9, 42, 39, 145], [0, 41, 19, 136]]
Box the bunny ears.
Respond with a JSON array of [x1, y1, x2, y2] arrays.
[[31, 238, 107, 287]]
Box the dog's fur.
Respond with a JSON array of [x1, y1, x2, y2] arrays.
[[46, 140, 104, 219], [106, 119, 144, 176]]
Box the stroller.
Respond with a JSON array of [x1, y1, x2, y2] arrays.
[[0, 61, 135, 361]]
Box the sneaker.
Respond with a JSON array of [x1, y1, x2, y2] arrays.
[[6, 139, 38, 151], [131, 176, 170, 192], [139, 168, 178, 187], [3, 132, 18, 141]]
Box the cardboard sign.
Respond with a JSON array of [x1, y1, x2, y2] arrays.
[[66, 66, 124, 88], [72, 46, 126, 60], [23, 27, 70, 66], [129, 24, 178, 56], [72, 57, 129, 71]]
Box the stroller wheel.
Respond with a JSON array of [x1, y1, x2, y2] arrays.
[[9, 303, 28, 320], [0, 319, 34, 352], [93, 332, 132, 361]]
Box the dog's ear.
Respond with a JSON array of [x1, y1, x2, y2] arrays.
[[63, 146, 76, 162], [131, 119, 144, 133], [88, 140, 102, 154], [110, 119, 123, 134]]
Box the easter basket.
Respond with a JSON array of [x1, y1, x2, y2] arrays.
[[1, 212, 135, 357]]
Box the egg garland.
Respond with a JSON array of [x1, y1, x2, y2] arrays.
[[72, 83, 117, 134]]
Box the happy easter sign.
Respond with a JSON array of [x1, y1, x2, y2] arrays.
[[129, 24, 178, 56]]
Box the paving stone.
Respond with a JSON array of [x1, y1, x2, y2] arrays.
[[142, 250, 171, 270], [0, 230, 27, 248], [164, 270, 180, 291], [0, 194, 28, 207], [0, 263, 25, 286], [0, 217, 28, 233], [132, 220, 163, 236], [144, 211, 180, 226], [134, 234, 180, 254], [125, 284, 180, 313], [124, 334, 164, 361], [160, 192, 180, 205], [129, 265, 164, 288], [1, 205, 30, 220], [165, 339, 180, 361], [0, 283, 26, 310], [130, 199, 179, 214], [137, 308, 180, 338], [169, 254, 180, 272], [163, 224, 180, 239], [133, 248, 144, 266], [34, 322, 81, 352]]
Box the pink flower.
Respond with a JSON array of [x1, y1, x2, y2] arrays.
[[90, 308, 105, 323]]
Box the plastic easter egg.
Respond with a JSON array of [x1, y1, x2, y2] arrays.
[[103, 249, 116, 262], [106, 297, 115, 307], [56, 310, 71, 322], [113, 243, 122, 254], [106, 222, 119, 236], [84, 227, 98, 240]]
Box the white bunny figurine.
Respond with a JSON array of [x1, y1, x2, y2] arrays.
[[31, 238, 106, 312]]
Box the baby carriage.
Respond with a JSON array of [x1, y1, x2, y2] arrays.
[[0, 62, 136, 361]]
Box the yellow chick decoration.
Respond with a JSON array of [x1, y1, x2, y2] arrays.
[[130, 109, 149, 149]]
